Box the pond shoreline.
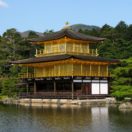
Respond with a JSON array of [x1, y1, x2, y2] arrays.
[[1, 97, 132, 110], [0, 97, 118, 107]]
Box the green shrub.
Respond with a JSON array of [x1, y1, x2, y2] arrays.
[[1, 78, 18, 97], [111, 58, 132, 100]]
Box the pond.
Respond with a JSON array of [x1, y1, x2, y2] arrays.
[[0, 104, 132, 132]]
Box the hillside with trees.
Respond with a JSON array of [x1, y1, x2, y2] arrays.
[[0, 21, 132, 99], [111, 58, 132, 100]]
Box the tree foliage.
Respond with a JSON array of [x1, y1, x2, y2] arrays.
[[111, 58, 132, 100], [0, 78, 18, 97], [80, 21, 132, 59]]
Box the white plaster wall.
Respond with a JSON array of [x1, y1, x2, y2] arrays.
[[91, 82, 108, 95], [100, 83, 108, 94], [91, 83, 100, 94]]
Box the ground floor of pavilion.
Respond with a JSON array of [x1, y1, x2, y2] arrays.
[[20, 76, 110, 99]]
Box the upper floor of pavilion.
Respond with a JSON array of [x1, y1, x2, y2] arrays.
[[30, 27, 105, 57]]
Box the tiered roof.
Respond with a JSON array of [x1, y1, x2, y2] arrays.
[[12, 54, 119, 64], [30, 28, 105, 42]]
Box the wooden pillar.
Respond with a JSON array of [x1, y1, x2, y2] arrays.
[[88, 44, 90, 54], [65, 41, 67, 53], [98, 65, 100, 77], [81, 64, 83, 76], [90, 64, 92, 76], [27, 67, 28, 78], [33, 81, 37, 94], [26, 83, 29, 94], [107, 65, 109, 77], [54, 80, 56, 93], [73, 43, 75, 52], [71, 80, 74, 100]]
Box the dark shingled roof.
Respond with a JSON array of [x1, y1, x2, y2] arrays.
[[11, 54, 119, 64], [30, 29, 105, 42]]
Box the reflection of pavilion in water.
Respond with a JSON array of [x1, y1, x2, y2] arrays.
[[30, 106, 109, 131], [91, 107, 109, 132], [1, 105, 131, 132]]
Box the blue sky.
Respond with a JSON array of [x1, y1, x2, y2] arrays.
[[0, 0, 132, 34]]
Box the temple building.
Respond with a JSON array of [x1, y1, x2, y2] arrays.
[[12, 25, 119, 99]]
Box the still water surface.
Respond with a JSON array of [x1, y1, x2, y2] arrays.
[[0, 104, 132, 132]]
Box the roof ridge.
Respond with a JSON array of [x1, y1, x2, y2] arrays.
[[30, 28, 105, 42]]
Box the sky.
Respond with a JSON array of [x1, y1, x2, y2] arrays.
[[0, 0, 132, 35]]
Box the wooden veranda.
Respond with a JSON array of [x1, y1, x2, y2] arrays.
[[19, 92, 109, 99]]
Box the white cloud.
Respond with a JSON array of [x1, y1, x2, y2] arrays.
[[0, 0, 8, 8]]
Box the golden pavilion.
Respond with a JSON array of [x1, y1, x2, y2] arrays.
[[12, 25, 118, 99]]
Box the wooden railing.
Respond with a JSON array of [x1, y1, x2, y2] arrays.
[[19, 72, 110, 79], [35, 48, 98, 57], [19, 92, 109, 99], [19, 73, 34, 78]]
